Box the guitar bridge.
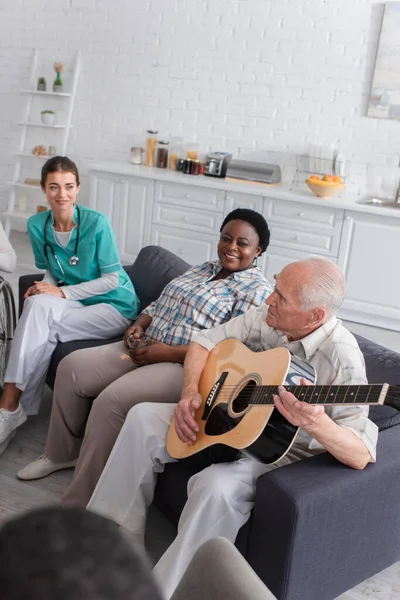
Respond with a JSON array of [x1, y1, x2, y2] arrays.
[[202, 372, 228, 421]]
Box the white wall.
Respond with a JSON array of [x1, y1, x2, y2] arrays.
[[1, 0, 400, 210]]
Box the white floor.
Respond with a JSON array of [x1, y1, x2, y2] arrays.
[[1, 230, 399, 600]]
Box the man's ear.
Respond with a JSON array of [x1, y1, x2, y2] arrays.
[[311, 307, 326, 326]]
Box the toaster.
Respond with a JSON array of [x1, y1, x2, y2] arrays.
[[204, 152, 232, 178]]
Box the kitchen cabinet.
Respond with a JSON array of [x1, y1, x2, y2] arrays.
[[88, 162, 400, 332], [89, 172, 154, 263], [338, 212, 400, 331]]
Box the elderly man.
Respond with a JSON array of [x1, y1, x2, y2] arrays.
[[87, 257, 378, 599]]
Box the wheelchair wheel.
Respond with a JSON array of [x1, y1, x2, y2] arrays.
[[0, 278, 16, 388]]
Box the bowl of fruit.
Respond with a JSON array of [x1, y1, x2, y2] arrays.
[[306, 175, 345, 198]]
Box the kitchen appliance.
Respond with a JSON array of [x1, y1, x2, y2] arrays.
[[226, 159, 281, 185], [204, 152, 232, 178]]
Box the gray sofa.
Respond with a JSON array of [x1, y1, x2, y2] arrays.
[[19, 245, 400, 600]]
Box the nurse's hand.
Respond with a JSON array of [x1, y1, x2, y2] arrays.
[[31, 281, 66, 298]]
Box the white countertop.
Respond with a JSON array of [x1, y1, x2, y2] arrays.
[[89, 161, 400, 219]]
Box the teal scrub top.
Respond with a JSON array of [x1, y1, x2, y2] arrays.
[[27, 205, 139, 320]]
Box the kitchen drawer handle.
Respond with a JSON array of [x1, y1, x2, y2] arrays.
[[182, 216, 188, 222], [298, 212, 304, 217], [177, 249, 185, 256], [185, 193, 191, 199], [293, 236, 300, 242]]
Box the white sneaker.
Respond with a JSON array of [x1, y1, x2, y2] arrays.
[[0, 405, 27, 444], [17, 454, 77, 481]]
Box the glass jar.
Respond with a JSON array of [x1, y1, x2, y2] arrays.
[[145, 130, 158, 167], [186, 142, 199, 161], [175, 157, 186, 172], [156, 141, 169, 169], [131, 147, 144, 165], [169, 136, 184, 170], [191, 159, 200, 175]]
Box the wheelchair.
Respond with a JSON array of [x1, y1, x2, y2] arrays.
[[0, 277, 16, 388]]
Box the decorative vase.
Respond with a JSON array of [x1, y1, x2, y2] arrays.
[[41, 112, 56, 126], [53, 72, 63, 93], [37, 77, 46, 91]]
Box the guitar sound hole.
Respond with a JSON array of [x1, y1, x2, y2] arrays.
[[231, 380, 257, 415]]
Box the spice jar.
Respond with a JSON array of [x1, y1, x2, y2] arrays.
[[191, 159, 200, 175], [183, 159, 192, 174], [156, 141, 169, 169], [175, 157, 186, 172], [145, 130, 158, 167], [131, 147, 144, 165]]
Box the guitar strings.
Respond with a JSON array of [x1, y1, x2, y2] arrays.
[[205, 386, 400, 406]]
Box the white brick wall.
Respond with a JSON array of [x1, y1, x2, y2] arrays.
[[1, 0, 400, 212]]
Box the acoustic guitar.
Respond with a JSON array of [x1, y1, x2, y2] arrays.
[[167, 339, 400, 464]]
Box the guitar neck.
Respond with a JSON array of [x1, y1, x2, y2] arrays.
[[251, 383, 398, 409]]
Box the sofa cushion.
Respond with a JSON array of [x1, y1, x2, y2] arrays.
[[126, 245, 190, 310], [355, 334, 400, 386], [368, 406, 400, 431]]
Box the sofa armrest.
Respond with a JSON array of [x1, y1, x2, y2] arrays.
[[18, 273, 44, 317], [244, 425, 400, 600]]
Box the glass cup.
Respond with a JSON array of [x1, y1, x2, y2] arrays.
[[126, 333, 151, 351]]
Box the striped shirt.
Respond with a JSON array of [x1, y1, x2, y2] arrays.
[[142, 261, 272, 347], [194, 303, 379, 462]]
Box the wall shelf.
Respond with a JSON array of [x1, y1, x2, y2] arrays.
[[6, 181, 42, 189], [3, 49, 80, 235], [16, 121, 68, 129], [20, 89, 72, 97], [11, 151, 51, 160]]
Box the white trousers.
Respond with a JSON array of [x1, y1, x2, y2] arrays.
[[5, 295, 130, 415], [88, 402, 301, 599]]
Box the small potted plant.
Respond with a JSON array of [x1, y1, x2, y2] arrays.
[[41, 110, 56, 125], [53, 61, 64, 92], [37, 77, 46, 91]]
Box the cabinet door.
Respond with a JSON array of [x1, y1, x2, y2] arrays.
[[338, 212, 400, 331], [264, 245, 336, 284], [225, 191, 263, 214], [151, 224, 218, 265], [89, 172, 153, 263], [118, 178, 154, 263]]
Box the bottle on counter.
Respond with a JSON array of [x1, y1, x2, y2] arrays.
[[156, 141, 169, 169], [145, 130, 158, 167]]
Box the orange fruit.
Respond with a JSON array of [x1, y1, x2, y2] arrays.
[[309, 175, 320, 180], [333, 175, 342, 183], [322, 174, 334, 182]]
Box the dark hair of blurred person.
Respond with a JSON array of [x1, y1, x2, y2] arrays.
[[0, 507, 161, 600]]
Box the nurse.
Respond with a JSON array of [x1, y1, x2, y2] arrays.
[[0, 156, 139, 451]]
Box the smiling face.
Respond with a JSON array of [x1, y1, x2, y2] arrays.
[[42, 171, 80, 217], [217, 219, 262, 274], [265, 263, 326, 340]]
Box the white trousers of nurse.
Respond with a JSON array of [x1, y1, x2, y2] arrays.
[[5, 294, 130, 415]]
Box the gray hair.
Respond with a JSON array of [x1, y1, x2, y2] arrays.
[[294, 257, 346, 320]]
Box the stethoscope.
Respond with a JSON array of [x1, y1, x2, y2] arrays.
[[43, 204, 81, 286]]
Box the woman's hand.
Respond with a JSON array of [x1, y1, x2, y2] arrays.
[[130, 341, 175, 366], [123, 323, 144, 349], [25, 281, 65, 298], [24, 285, 38, 299]]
